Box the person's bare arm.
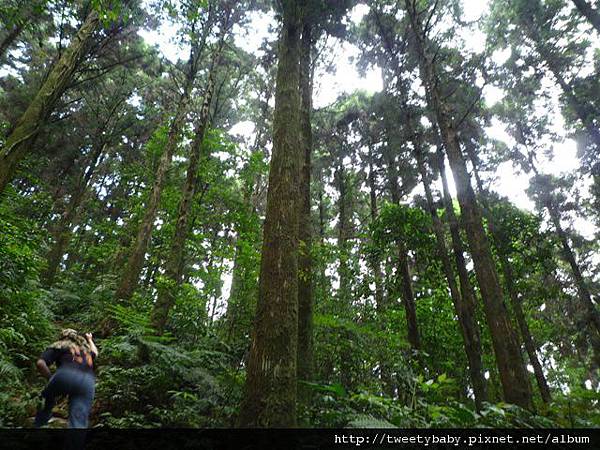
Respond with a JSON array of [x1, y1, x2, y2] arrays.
[[36, 359, 52, 379], [85, 333, 98, 357]]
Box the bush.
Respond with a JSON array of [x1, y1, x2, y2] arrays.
[[0, 211, 54, 426]]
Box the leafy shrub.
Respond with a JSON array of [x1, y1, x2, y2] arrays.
[[0, 211, 54, 426]]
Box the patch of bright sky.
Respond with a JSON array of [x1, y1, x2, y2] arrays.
[[312, 4, 381, 108], [138, 0, 182, 64], [233, 10, 275, 58]]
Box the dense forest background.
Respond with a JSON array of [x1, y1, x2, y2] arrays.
[[1, 0, 599, 428]]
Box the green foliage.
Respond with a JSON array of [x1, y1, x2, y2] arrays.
[[371, 202, 433, 250], [302, 375, 563, 428], [1, 0, 599, 432], [95, 333, 241, 427], [0, 210, 53, 426]]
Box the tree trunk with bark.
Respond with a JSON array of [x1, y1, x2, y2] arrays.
[[151, 36, 225, 333], [405, 0, 532, 408], [466, 147, 551, 404], [415, 145, 486, 410], [238, 0, 302, 427], [503, 256, 552, 403], [436, 147, 488, 403], [113, 85, 192, 304], [0, 10, 100, 195], [297, 21, 314, 385]]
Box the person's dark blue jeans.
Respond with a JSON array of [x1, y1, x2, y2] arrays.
[[35, 367, 95, 428]]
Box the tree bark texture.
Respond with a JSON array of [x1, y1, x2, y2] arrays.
[[297, 21, 314, 385], [415, 145, 487, 410], [238, 0, 302, 427], [0, 10, 100, 194]]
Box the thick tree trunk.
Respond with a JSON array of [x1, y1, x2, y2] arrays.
[[416, 146, 486, 410], [335, 162, 353, 306], [151, 52, 220, 333], [405, 0, 532, 408], [238, 0, 302, 427], [297, 21, 314, 385], [0, 10, 100, 195], [572, 0, 600, 33]]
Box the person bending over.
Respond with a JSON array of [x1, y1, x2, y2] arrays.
[[34, 329, 98, 428]]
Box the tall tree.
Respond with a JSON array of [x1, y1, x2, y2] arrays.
[[113, 4, 212, 304], [492, 84, 600, 367], [414, 137, 487, 410], [238, 0, 303, 427], [465, 140, 551, 403], [297, 14, 315, 385], [151, 5, 233, 333], [405, 0, 532, 408]]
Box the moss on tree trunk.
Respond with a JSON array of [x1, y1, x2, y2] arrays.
[[297, 20, 314, 387], [238, 0, 302, 427], [0, 10, 100, 194]]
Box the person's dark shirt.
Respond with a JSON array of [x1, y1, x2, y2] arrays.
[[40, 346, 96, 374]]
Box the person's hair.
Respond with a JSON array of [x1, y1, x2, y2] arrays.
[[49, 328, 92, 355]]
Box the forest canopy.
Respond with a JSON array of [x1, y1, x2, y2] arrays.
[[0, 0, 599, 429]]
